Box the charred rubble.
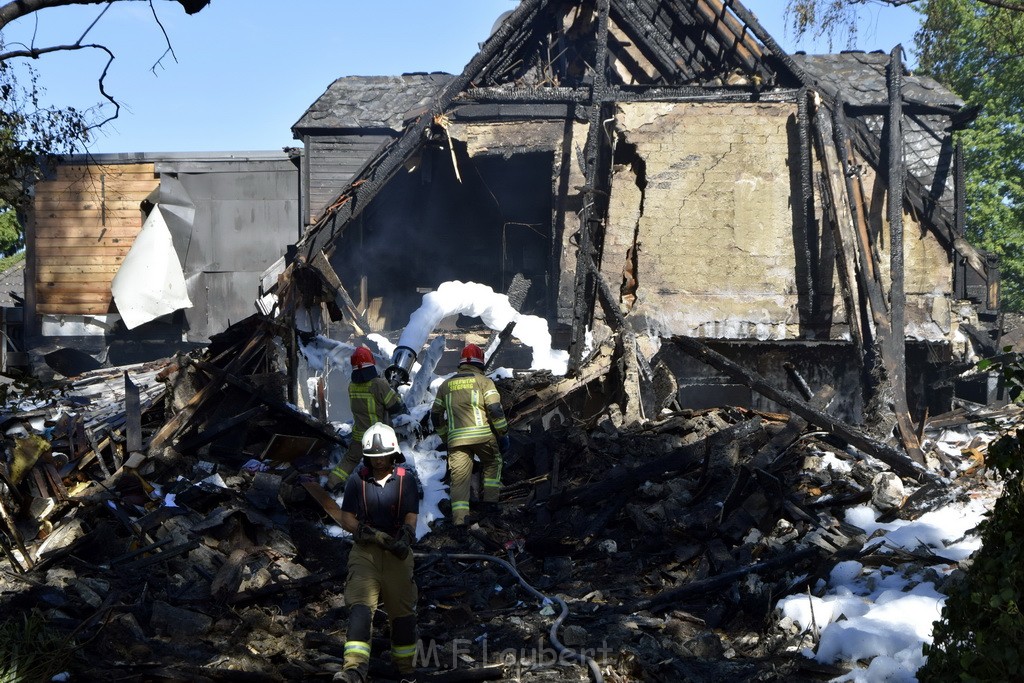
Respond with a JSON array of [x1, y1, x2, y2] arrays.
[[0, 316, 1012, 682]]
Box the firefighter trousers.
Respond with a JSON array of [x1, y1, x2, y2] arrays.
[[342, 542, 418, 673], [448, 439, 501, 525]]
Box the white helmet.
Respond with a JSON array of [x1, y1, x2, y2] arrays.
[[361, 422, 403, 462]]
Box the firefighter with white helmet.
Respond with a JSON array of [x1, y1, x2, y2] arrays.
[[430, 343, 510, 526], [335, 422, 420, 683], [327, 346, 408, 493]]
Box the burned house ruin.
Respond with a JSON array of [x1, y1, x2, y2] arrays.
[[0, 3, 1013, 681], [267, 0, 998, 448]]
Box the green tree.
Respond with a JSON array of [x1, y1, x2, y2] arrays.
[[0, 200, 21, 256], [915, 0, 1024, 310], [0, 0, 212, 244]]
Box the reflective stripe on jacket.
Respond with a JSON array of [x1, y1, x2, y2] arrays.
[[431, 364, 508, 447], [349, 376, 402, 441]]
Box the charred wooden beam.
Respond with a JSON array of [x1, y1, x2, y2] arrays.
[[884, 47, 924, 463], [671, 335, 938, 483], [457, 85, 801, 105], [835, 97, 923, 462], [886, 48, 908, 310], [568, 0, 613, 373], [308, 250, 371, 335], [124, 371, 142, 454], [811, 92, 868, 362], [609, 0, 689, 80], [619, 545, 819, 614], [796, 88, 819, 331], [118, 539, 201, 572]]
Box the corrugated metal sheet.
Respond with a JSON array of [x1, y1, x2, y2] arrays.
[[32, 163, 158, 316], [156, 159, 299, 341]]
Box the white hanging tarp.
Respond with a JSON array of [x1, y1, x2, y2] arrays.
[[111, 205, 193, 330]]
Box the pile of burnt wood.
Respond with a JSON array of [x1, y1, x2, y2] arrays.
[[0, 319, 1011, 682]]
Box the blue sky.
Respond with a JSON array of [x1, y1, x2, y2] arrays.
[[0, 0, 922, 154]]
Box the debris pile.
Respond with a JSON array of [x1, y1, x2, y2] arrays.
[[0, 320, 1014, 682]]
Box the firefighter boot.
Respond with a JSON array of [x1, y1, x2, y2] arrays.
[[332, 663, 367, 683]]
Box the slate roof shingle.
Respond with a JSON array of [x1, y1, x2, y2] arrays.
[[292, 73, 455, 133]]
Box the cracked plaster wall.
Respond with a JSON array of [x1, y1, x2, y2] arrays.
[[604, 101, 800, 340], [603, 101, 957, 343]]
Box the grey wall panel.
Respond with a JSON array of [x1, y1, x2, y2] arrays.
[[184, 271, 265, 343], [307, 135, 391, 217]]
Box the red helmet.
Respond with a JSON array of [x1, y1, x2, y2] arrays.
[[351, 347, 375, 370], [460, 343, 485, 367]]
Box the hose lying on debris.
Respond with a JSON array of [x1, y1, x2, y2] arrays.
[[425, 551, 605, 683]]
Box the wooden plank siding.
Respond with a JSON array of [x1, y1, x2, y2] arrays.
[[33, 162, 158, 315], [308, 135, 391, 220]]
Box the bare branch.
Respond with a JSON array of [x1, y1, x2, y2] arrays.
[[0, 0, 211, 34], [147, 0, 178, 73], [91, 43, 119, 129], [76, 1, 113, 44], [0, 41, 106, 62]]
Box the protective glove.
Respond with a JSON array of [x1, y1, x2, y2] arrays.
[[355, 523, 395, 549], [388, 523, 416, 561], [498, 434, 511, 455]]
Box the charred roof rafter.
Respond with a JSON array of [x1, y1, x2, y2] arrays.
[[477, 14, 558, 86], [626, 0, 719, 80], [608, 0, 692, 82]]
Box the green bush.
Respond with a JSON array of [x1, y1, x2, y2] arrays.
[[920, 355, 1024, 682], [0, 611, 73, 683]]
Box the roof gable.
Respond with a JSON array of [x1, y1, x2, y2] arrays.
[[469, 0, 802, 88]]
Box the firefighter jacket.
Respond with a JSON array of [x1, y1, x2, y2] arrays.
[[431, 363, 509, 448], [349, 376, 404, 444]]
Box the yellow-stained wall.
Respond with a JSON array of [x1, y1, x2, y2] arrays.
[[31, 163, 158, 316], [601, 100, 955, 342]]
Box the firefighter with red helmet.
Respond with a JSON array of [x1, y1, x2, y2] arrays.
[[430, 343, 510, 526], [335, 422, 419, 683], [328, 346, 408, 493]]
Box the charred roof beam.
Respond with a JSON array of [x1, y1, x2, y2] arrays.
[[455, 85, 799, 106], [609, 0, 691, 81], [694, 0, 764, 73], [722, 0, 810, 86], [478, 22, 551, 86], [569, 0, 613, 373], [626, 0, 719, 80]]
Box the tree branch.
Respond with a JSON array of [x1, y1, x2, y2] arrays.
[[0, 0, 211, 34], [147, 0, 178, 73], [0, 40, 103, 62], [881, 0, 1024, 10]]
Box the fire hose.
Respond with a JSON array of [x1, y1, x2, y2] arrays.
[[420, 550, 605, 683]]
